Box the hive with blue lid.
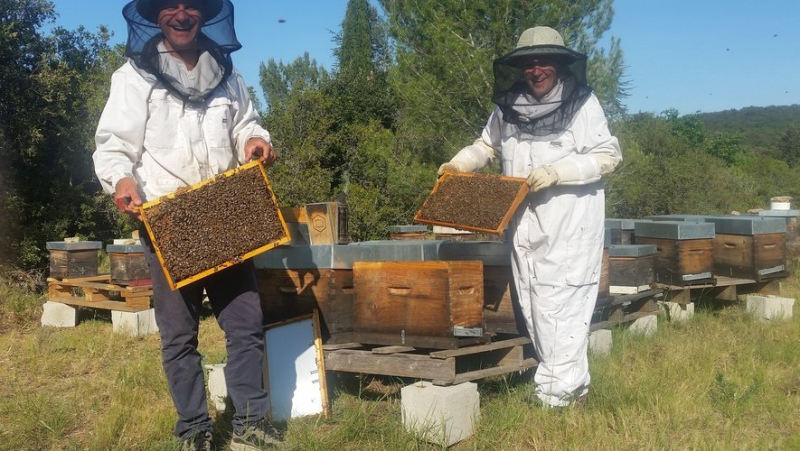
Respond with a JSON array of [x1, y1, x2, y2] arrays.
[[634, 220, 716, 286]]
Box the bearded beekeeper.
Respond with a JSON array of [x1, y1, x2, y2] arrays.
[[439, 26, 622, 407], [93, 1, 281, 449]]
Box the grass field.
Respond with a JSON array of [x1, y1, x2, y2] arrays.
[[0, 270, 798, 450]]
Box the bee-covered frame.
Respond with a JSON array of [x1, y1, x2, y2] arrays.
[[138, 159, 291, 290]]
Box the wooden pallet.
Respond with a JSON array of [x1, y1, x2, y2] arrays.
[[47, 275, 152, 312], [657, 276, 781, 304], [591, 289, 663, 331], [324, 336, 536, 386]]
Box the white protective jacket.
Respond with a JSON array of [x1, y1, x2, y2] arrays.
[[94, 60, 270, 201], [451, 93, 621, 406]]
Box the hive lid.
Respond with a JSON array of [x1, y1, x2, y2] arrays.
[[758, 209, 800, 218], [634, 220, 715, 240], [388, 224, 429, 233], [644, 214, 708, 223], [433, 241, 512, 266], [702, 216, 786, 235], [106, 244, 145, 253], [608, 244, 657, 257], [605, 218, 637, 230], [46, 241, 102, 250]]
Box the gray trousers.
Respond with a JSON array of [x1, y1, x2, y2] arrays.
[[142, 232, 269, 439]]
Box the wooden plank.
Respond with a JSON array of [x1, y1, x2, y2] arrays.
[[372, 346, 416, 355], [49, 297, 150, 312], [334, 331, 488, 350], [84, 289, 111, 302], [55, 275, 110, 284], [322, 342, 363, 351], [324, 349, 456, 380], [429, 337, 531, 359], [433, 358, 538, 386]]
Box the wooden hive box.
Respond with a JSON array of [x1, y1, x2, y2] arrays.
[[435, 241, 521, 335], [139, 160, 291, 290], [414, 172, 528, 235], [257, 267, 354, 337], [608, 244, 657, 294], [634, 221, 715, 286], [705, 216, 787, 280], [305, 202, 348, 245], [605, 219, 638, 245], [107, 243, 150, 285], [352, 261, 485, 347], [46, 241, 102, 279]]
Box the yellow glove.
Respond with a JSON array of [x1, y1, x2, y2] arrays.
[[437, 162, 462, 177], [527, 166, 559, 192]]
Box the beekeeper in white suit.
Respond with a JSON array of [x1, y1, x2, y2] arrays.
[[439, 26, 621, 407]]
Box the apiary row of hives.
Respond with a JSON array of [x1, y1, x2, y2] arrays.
[[601, 211, 798, 295]]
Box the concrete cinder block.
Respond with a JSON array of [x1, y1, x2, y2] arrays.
[[664, 302, 695, 322], [589, 329, 612, 355], [746, 295, 795, 321], [112, 309, 159, 336], [205, 363, 228, 412], [401, 381, 479, 447], [41, 301, 78, 328], [627, 314, 657, 337]]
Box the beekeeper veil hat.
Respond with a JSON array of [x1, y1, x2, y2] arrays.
[[122, 0, 242, 103], [492, 26, 592, 137]]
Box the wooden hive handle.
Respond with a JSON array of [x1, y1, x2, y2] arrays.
[[387, 286, 411, 296]]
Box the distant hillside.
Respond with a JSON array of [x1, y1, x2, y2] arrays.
[[696, 104, 800, 153]]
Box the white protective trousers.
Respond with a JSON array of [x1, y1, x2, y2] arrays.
[[459, 94, 621, 406]]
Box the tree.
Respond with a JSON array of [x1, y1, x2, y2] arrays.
[[777, 126, 800, 167], [259, 52, 329, 112], [0, 0, 115, 268]]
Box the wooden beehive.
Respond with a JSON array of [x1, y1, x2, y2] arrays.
[[47, 241, 102, 279], [713, 234, 786, 280], [257, 268, 354, 337], [352, 261, 485, 347], [305, 202, 348, 245], [482, 266, 524, 335], [139, 160, 290, 290], [414, 172, 528, 235], [635, 221, 715, 286], [704, 216, 787, 281], [607, 244, 657, 294], [107, 244, 150, 285]]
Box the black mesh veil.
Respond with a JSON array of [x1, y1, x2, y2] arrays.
[[122, 0, 242, 103], [492, 44, 592, 137]]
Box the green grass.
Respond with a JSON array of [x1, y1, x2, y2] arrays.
[[0, 271, 798, 450]]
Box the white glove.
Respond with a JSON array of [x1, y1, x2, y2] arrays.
[[437, 162, 462, 177], [527, 166, 559, 192]]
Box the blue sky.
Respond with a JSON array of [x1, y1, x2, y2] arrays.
[[51, 0, 800, 115]]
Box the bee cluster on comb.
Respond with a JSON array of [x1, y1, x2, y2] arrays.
[[142, 163, 287, 286]]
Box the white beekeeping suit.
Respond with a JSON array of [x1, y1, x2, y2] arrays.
[[439, 26, 621, 407]]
